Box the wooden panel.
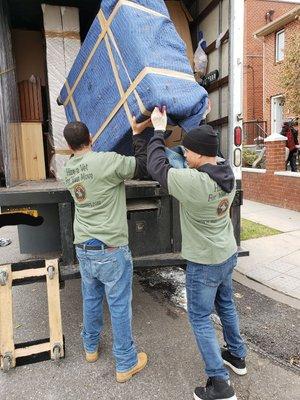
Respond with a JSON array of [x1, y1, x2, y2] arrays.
[[0, 265, 15, 368], [15, 342, 50, 358], [191, 0, 221, 26], [18, 79, 43, 122], [166, 1, 194, 66], [20, 123, 46, 180], [12, 267, 46, 280], [208, 116, 228, 127], [9, 122, 26, 181], [198, 5, 219, 45], [222, 0, 229, 32], [46, 259, 64, 359], [206, 75, 228, 93]]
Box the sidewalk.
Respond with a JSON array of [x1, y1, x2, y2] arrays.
[[237, 200, 300, 301]]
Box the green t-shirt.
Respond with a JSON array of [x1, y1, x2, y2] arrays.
[[61, 151, 136, 246], [168, 168, 237, 265]]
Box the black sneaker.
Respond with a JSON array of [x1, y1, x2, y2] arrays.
[[194, 378, 237, 400], [222, 349, 247, 376]]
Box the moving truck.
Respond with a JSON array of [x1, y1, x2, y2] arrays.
[[0, 0, 246, 282]]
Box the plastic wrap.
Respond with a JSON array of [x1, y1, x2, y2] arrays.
[[194, 38, 208, 78], [42, 4, 81, 175]]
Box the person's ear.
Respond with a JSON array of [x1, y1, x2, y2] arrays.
[[89, 135, 93, 145]]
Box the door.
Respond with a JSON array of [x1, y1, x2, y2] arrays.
[[271, 95, 284, 134]]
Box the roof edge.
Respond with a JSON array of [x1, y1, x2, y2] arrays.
[[254, 5, 300, 38]]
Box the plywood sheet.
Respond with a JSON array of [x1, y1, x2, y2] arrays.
[[20, 123, 46, 180], [9, 123, 26, 182]]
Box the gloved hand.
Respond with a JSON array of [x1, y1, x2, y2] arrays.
[[151, 106, 167, 131]]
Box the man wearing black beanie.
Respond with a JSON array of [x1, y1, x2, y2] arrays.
[[147, 107, 246, 400]]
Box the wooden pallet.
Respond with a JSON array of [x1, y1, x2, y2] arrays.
[[0, 259, 64, 371]]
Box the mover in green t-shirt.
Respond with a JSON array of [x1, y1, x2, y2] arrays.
[[147, 107, 247, 400], [61, 119, 150, 383]]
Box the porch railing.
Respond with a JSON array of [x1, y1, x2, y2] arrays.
[[243, 121, 268, 145]]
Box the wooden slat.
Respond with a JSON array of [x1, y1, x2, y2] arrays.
[[208, 116, 229, 127], [206, 76, 229, 93], [55, 149, 73, 156], [24, 81, 30, 121], [19, 82, 26, 121], [20, 122, 46, 180], [18, 79, 43, 122], [191, 0, 221, 26], [12, 267, 46, 281], [46, 260, 64, 359], [15, 342, 50, 358], [205, 30, 229, 55], [29, 83, 34, 121], [0, 265, 16, 368]]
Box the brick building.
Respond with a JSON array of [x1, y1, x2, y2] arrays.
[[242, 5, 300, 212], [254, 5, 300, 134], [243, 0, 297, 143]]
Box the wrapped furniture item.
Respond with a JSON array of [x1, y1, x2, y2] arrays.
[[59, 0, 208, 154]]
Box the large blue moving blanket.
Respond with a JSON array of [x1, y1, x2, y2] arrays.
[[60, 0, 208, 154]]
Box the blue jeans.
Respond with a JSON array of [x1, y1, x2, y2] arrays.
[[186, 253, 246, 381], [76, 245, 138, 372]]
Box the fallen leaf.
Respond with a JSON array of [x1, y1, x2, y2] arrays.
[[234, 292, 244, 299]]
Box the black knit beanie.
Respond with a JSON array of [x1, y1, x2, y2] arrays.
[[182, 125, 218, 157]]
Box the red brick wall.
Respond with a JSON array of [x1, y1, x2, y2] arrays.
[[263, 19, 300, 131], [243, 171, 300, 211], [243, 139, 300, 212], [243, 0, 296, 122]]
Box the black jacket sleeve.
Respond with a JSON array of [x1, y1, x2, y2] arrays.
[[132, 132, 151, 180], [147, 130, 172, 189], [292, 127, 299, 146]]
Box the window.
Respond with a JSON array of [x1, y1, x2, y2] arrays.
[[275, 29, 285, 62]]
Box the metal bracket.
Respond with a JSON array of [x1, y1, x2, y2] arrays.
[[0, 270, 8, 286], [47, 265, 55, 280], [2, 352, 13, 372]]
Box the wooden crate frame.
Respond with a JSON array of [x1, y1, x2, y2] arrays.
[[0, 259, 64, 371]]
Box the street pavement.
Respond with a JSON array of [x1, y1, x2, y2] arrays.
[[0, 277, 299, 400], [0, 201, 300, 399], [238, 200, 300, 301]]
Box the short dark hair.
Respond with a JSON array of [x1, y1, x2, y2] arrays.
[[63, 122, 91, 151]]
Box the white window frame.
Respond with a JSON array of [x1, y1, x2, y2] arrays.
[[275, 29, 285, 62]]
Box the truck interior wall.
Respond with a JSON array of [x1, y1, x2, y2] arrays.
[[165, 1, 194, 66], [0, 0, 25, 187], [11, 30, 47, 86], [195, 0, 230, 158]]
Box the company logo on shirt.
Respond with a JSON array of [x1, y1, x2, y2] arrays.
[[74, 183, 86, 202], [217, 198, 229, 216]]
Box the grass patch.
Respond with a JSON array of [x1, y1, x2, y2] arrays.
[[241, 219, 282, 241]]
